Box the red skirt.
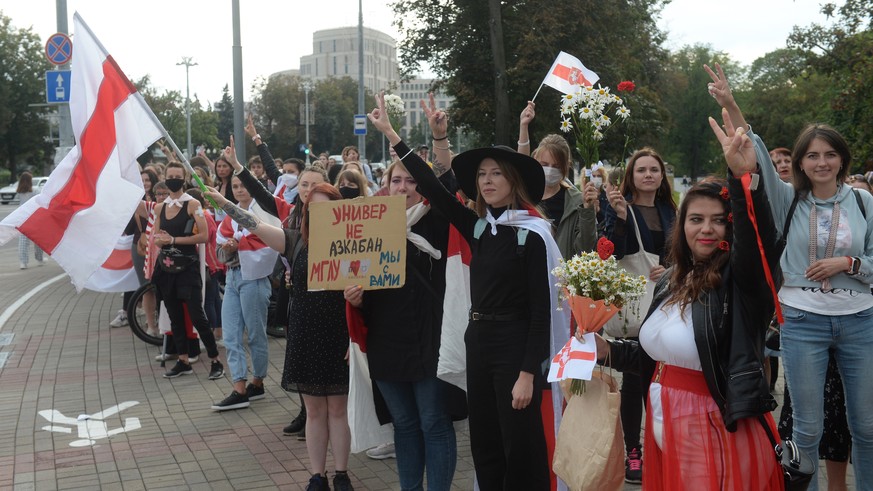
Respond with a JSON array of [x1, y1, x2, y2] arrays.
[[643, 363, 784, 491]]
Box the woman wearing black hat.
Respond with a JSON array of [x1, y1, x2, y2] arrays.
[[368, 92, 570, 490]]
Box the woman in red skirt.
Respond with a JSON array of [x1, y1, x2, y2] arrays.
[[594, 111, 785, 490]]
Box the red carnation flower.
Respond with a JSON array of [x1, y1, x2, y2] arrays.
[[617, 81, 636, 92], [720, 186, 730, 200], [727, 212, 733, 223], [718, 240, 730, 251], [596, 237, 615, 260]]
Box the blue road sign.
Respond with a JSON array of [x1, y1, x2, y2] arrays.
[[46, 70, 71, 104], [354, 114, 367, 135], [45, 33, 73, 66]]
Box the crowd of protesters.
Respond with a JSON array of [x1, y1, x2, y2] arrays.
[[92, 62, 872, 491]]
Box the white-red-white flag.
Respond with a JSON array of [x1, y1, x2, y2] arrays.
[[436, 222, 472, 391], [0, 13, 162, 291], [541, 51, 600, 95], [83, 235, 141, 292], [547, 334, 597, 383]]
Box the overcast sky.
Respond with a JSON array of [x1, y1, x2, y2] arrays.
[[1, 0, 837, 105]]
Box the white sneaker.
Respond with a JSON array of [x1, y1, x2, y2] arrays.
[[365, 442, 396, 460], [155, 353, 178, 361], [109, 310, 128, 328], [188, 355, 199, 363], [19, 263, 27, 270], [36, 259, 44, 266]]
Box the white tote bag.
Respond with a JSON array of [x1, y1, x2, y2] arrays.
[[604, 206, 658, 338]]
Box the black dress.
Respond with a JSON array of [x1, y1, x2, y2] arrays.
[[280, 245, 349, 396]]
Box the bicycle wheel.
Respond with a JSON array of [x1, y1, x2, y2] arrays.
[[127, 283, 162, 345]]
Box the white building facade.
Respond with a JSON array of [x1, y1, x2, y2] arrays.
[[299, 27, 399, 94]]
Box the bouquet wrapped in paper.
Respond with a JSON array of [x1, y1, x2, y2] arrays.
[[548, 238, 646, 394]]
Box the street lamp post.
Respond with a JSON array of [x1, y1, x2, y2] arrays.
[[176, 57, 198, 158], [302, 80, 313, 165]]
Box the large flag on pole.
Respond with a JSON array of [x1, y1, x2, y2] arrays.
[[542, 51, 600, 95], [0, 13, 162, 291], [83, 235, 141, 293]]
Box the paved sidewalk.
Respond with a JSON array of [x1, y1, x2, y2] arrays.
[[0, 218, 854, 489]]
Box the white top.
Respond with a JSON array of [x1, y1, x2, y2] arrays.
[[780, 285, 873, 316], [639, 300, 701, 371], [639, 300, 702, 450]]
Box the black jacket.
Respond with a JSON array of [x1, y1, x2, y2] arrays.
[[606, 172, 783, 431]]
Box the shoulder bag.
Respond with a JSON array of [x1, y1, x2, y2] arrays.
[[604, 206, 659, 338]]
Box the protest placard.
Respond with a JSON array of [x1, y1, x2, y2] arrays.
[[307, 195, 406, 291]]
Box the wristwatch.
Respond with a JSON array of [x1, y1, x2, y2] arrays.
[[848, 256, 861, 275]]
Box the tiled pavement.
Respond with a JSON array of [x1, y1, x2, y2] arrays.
[[0, 216, 854, 489]]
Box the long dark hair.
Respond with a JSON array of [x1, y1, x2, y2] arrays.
[[620, 147, 676, 211], [664, 177, 732, 313], [791, 124, 851, 195], [16, 172, 33, 193], [472, 158, 545, 219], [301, 182, 343, 244]]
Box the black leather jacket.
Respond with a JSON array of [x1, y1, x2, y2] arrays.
[[606, 172, 782, 431]]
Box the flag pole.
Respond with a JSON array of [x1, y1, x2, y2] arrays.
[[531, 83, 545, 102]]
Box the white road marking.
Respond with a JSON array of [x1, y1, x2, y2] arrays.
[[0, 273, 66, 331]]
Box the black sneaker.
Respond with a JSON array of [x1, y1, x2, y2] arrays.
[[333, 472, 353, 491], [163, 361, 193, 378], [211, 390, 250, 411], [625, 445, 643, 484], [283, 411, 306, 435], [297, 425, 306, 441], [245, 383, 265, 401], [305, 473, 329, 491], [208, 361, 224, 380]]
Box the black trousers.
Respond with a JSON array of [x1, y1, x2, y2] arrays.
[[619, 336, 645, 452], [162, 283, 219, 359], [465, 319, 550, 491]]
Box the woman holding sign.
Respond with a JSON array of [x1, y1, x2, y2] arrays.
[[205, 182, 354, 491], [368, 92, 568, 491], [342, 138, 464, 489]]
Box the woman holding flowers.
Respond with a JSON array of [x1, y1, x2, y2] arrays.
[[595, 146, 785, 488], [517, 101, 599, 259], [708, 62, 873, 490], [368, 91, 569, 491], [603, 147, 677, 483]]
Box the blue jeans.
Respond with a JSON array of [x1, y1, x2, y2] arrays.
[[222, 268, 271, 383], [375, 377, 457, 491], [781, 303, 873, 491]]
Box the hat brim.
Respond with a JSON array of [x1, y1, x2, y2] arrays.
[[452, 146, 545, 204]]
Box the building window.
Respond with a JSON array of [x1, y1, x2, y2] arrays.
[[315, 59, 319, 76], [333, 56, 337, 75]]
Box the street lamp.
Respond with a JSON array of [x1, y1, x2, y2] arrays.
[[176, 57, 198, 158], [302, 79, 313, 165]]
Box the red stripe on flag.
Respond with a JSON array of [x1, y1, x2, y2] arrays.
[[101, 246, 133, 270], [18, 56, 136, 253], [551, 64, 591, 87]]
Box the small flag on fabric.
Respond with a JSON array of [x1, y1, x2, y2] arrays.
[[0, 13, 163, 291], [547, 333, 597, 383], [83, 235, 141, 293], [217, 201, 282, 281], [542, 51, 600, 95]]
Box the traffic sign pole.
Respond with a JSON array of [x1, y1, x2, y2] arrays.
[[53, 0, 74, 159]]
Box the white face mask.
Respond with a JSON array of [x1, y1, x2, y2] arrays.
[[542, 166, 563, 187]]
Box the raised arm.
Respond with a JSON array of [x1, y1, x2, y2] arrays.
[[245, 113, 281, 184], [420, 92, 451, 176], [705, 63, 747, 132], [204, 187, 286, 253], [517, 101, 535, 156], [222, 136, 280, 217]]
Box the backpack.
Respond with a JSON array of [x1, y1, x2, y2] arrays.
[[473, 218, 529, 256]]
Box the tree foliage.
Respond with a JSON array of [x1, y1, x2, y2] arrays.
[[392, 0, 670, 150], [249, 74, 382, 162], [135, 75, 220, 158], [786, 0, 873, 169], [0, 13, 53, 177]]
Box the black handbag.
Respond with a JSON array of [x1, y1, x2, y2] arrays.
[[758, 415, 814, 491], [157, 247, 197, 274]]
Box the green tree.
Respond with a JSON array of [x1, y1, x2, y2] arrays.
[[0, 13, 53, 177], [659, 45, 738, 179], [134, 76, 218, 159], [787, 0, 873, 169], [392, 0, 670, 150], [215, 84, 234, 145]]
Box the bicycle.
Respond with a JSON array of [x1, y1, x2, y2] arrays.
[[126, 283, 162, 346]]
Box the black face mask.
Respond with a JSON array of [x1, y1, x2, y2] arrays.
[[339, 186, 360, 199], [165, 178, 185, 192]]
